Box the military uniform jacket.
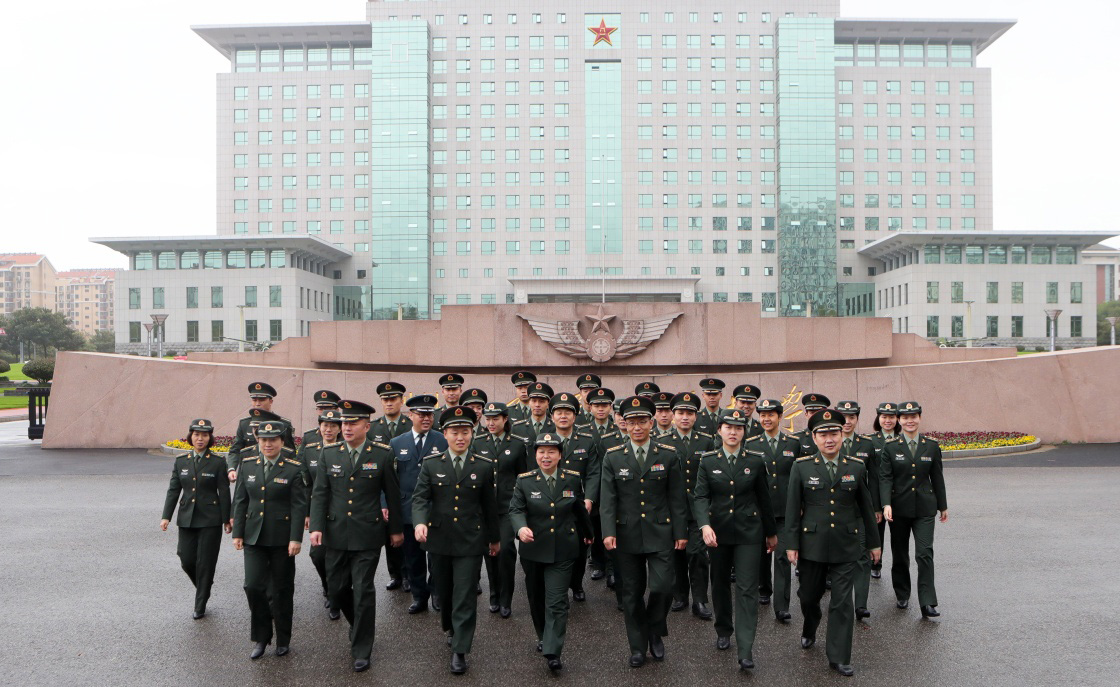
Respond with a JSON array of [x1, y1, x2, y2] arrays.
[[506, 400, 531, 423], [473, 432, 531, 516], [367, 415, 413, 444], [232, 449, 308, 546], [599, 442, 688, 554], [310, 441, 403, 551], [523, 416, 556, 440], [791, 428, 817, 458], [412, 451, 500, 556], [661, 430, 717, 522], [744, 432, 802, 519], [783, 454, 880, 564], [879, 435, 947, 518], [692, 448, 777, 546], [510, 469, 593, 564], [227, 415, 295, 471], [296, 437, 333, 488], [552, 431, 603, 504], [388, 430, 448, 525], [162, 450, 231, 528], [695, 409, 722, 436], [298, 428, 323, 458], [592, 424, 626, 452], [741, 417, 762, 440], [841, 434, 882, 512]]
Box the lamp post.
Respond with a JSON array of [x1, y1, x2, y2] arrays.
[[964, 300, 975, 347], [151, 314, 168, 358], [1044, 309, 1062, 352], [1107, 316, 1119, 346], [142, 323, 154, 357]]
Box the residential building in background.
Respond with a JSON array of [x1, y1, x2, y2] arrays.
[[55, 269, 116, 337], [0, 253, 58, 314]]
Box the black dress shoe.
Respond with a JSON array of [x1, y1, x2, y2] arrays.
[[692, 601, 713, 620], [896, 599, 909, 609], [547, 656, 563, 673], [921, 605, 940, 618], [329, 609, 341, 621], [801, 636, 815, 649], [775, 610, 792, 623], [739, 659, 755, 671], [386, 578, 402, 591], [830, 662, 855, 677], [616, 601, 624, 611], [450, 653, 467, 674], [730, 573, 737, 584], [591, 568, 605, 581], [648, 635, 665, 661], [446, 634, 453, 647], [192, 610, 205, 620], [573, 588, 586, 602], [629, 652, 646, 668], [759, 595, 771, 606], [489, 603, 500, 613], [275, 646, 289, 657], [250, 642, 268, 660], [536, 641, 543, 653], [870, 569, 882, 580], [408, 601, 428, 614], [500, 606, 511, 619], [432, 596, 441, 612], [476, 584, 482, 595], [323, 598, 330, 609], [856, 607, 870, 619], [825, 579, 832, 590], [353, 659, 370, 673], [606, 574, 616, 589], [671, 599, 687, 612], [716, 636, 731, 651], [402, 579, 411, 593]]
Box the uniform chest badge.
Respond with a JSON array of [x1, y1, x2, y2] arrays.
[[329, 465, 343, 474], [274, 477, 289, 484], [530, 491, 542, 499], [857, 452, 869, 458], [362, 462, 377, 470], [841, 474, 855, 483], [650, 464, 665, 472], [400, 449, 409, 455], [921, 456, 932, 462], [713, 470, 723, 475], [505, 449, 512, 455], [436, 473, 447, 479], [202, 472, 215, 478], [783, 450, 795, 457], [470, 473, 477, 480], [574, 448, 586, 454], [895, 454, 906, 461], [247, 475, 257, 483], [808, 476, 820, 485], [562, 490, 575, 498], [743, 467, 751, 475], [180, 468, 189, 476], [309, 461, 318, 468], [619, 468, 630, 477]]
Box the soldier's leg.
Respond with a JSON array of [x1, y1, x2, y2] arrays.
[[385, 533, 403, 583], [709, 544, 734, 640], [271, 545, 296, 648], [688, 526, 710, 605], [732, 543, 762, 662], [176, 527, 200, 587], [309, 543, 329, 597], [824, 560, 858, 666], [569, 539, 589, 594], [429, 553, 454, 633], [854, 528, 871, 611], [449, 555, 483, 655], [543, 559, 574, 657], [772, 517, 791, 616], [614, 551, 650, 655], [326, 548, 356, 624], [242, 545, 273, 645], [672, 548, 689, 605], [521, 558, 546, 640], [401, 528, 429, 604], [484, 550, 500, 608], [645, 550, 674, 639], [590, 507, 607, 574], [797, 558, 828, 641], [498, 517, 517, 610], [194, 526, 222, 613], [889, 517, 914, 602], [872, 519, 887, 573], [348, 548, 381, 659], [913, 515, 938, 607]]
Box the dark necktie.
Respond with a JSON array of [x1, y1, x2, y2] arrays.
[[826, 460, 837, 482], [635, 446, 646, 470], [415, 433, 425, 456], [264, 459, 274, 479]]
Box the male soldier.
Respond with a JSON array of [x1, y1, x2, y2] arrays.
[[388, 395, 448, 615], [836, 401, 882, 620], [791, 393, 831, 457], [785, 409, 881, 677], [413, 406, 500, 675], [460, 388, 488, 429], [585, 387, 619, 439], [432, 374, 466, 428], [368, 382, 413, 444], [745, 399, 802, 621], [227, 382, 295, 480], [309, 400, 403, 673], [547, 392, 602, 602], [524, 382, 556, 438], [652, 392, 675, 437], [297, 408, 344, 618], [731, 384, 763, 439], [508, 370, 537, 423], [232, 408, 283, 467], [663, 392, 716, 620], [634, 381, 660, 399], [600, 396, 688, 668], [584, 387, 621, 583], [696, 378, 727, 436], [299, 389, 340, 451], [575, 373, 602, 427]]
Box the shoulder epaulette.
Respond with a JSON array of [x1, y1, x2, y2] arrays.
[[372, 441, 392, 451], [280, 446, 294, 454], [699, 449, 720, 457], [922, 436, 939, 445], [885, 436, 903, 443], [304, 441, 321, 450], [744, 448, 765, 456], [176, 451, 191, 460], [563, 469, 580, 476], [656, 442, 677, 451], [471, 453, 493, 463], [518, 470, 536, 478], [606, 444, 624, 452], [745, 433, 763, 442], [239, 445, 257, 454], [242, 455, 258, 462], [575, 430, 594, 439], [696, 430, 713, 437], [423, 452, 443, 461], [795, 456, 814, 462], [860, 433, 876, 439], [323, 440, 343, 448], [512, 419, 529, 426], [846, 456, 864, 464], [285, 458, 302, 466]]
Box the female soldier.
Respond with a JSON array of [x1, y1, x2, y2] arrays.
[[161, 418, 231, 619], [868, 402, 900, 579], [881, 402, 948, 618], [232, 421, 308, 660], [694, 409, 778, 672], [509, 433, 593, 674]]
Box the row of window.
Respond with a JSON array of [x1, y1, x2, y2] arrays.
[[925, 315, 1083, 339], [923, 281, 1083, 305], [924, 245, 1078, 265], [840, 103, 975, 118], [128, 286, 283, 310], [435, 264, 773, 280], [235, 49, 369, 66], [233, 108, 368, 124], [234, 198, 370, 212], [127, 320, 283, 344], [429, 291, 779, 314], [234, 174, 369, 189], [408, 11, 784, 26], [234, 85, 368, 101], [840, 171, 976, 186]]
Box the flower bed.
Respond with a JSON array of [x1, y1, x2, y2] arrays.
[[164, 434, 302, 454], [924, 431, 1035, 451]]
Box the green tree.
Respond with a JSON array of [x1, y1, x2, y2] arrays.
[[1098, 300, 1120, 345], [87, 330, 116, 353], [22, 358, 55, 385], [0, 308, 85, 356]]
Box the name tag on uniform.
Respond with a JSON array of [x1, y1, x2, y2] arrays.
[[180, 468, 189, 476], [650, 464, 665, 472], [562, 490, 575, 498], [574, 448, 586, 454], [841, 474, 855, 483], [202, 472, 215, 477], [329, 465, 343, 474], [247, 475, 257, 483], [808, 476, 820, 485], [362, 462, 377, 470], [895, 454, 906, 461], [921, 456, 932, 462], [274, 477, 288, 484], [856, 452, 869, 458], [530, 491, 542, 499], [618, 468, 630, 477]]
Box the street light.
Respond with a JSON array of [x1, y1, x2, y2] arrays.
[[151, 313, 168, 358], [1044, 309, 1062, 352], [142, 322, 154, 357], [1107, 316, 1119, 346]]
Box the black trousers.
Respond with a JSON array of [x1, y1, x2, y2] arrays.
[[798, 558, 858, 665], [309, 543, 330, 594], [484, 517, 517, 608], [243, 544, 295, 646], [522, 558, 574, 657], [872, 519, 887, 571], [430, 553, 484, 654], [614, 549, 674, 655], [672, 523, 709, 604], [589, 505, 611, 574], [176, 526, 222, 613], [710, 543, 762, 661], [890, 515, 938, 606], [401, 526, 431, 604], [384, 532, 403, 581], [758, 517, 791, 614], [326, 547, 382, 660]]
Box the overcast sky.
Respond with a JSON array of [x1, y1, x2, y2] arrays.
[[2, 0, 1116, 270]]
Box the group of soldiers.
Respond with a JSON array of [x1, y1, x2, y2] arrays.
[[161, 372, 949, 677]]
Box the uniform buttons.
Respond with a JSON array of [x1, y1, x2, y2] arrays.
[[641, 513, 646, 518], [284, 516, 289, 520], [640, 479, 645, 483], [349, 488, 354, 493], [348, 500, 353, 505], [640, 501, 645, 506], [830, 511, 834, 516], [912, 487, 916, 491], [550, 503, 555, 508], [261, 486, 265, 491], [550, 528, 555, 533], [259, 511, 264, 516], [191, 488, 196, 492], [350, 477, 354, 481], [640, 490, 645, 495], [803, 527, 808, 532], [830, 489, 835, 493], [191, 498, 195, 502], [830, 523, 835, 528], [550, 515, 555, 520], [454, 507, 459, 511], [455, 485, 460, 490], [453, 517, 459, 522], [830, 500, 835, 505]]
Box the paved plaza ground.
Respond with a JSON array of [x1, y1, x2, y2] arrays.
[[1, 420, 1117, 686]]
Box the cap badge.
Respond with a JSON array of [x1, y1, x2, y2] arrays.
[[454, 408, 463, 416], [631, 398, 640, 406], [254, 384, 262, 390], [264, 424, 273, 431]]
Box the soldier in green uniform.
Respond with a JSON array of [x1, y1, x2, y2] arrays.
[[731, 384, 763, 439], [575, 373, 601, 428], [368, 381, 412, 443], [232, 408, 284, 473], [696, 378, 726, 436], [869, 402, 901, 579], [694, 409, 778, 671], [547, 392, 602, 602], [227, 382, 295, 480], [745, 399, 801, 621], [584, 387, 619, 439], [461, 388, 488, 428], [600, 396, 689, 668], [791, 393, 831, 457], [309, 400, 402, 672], [161, 418, 231, 619], [785, 409, 881, 677], [652, 392, 675, 437], [431, 374, 466, 428], [297, 408, 343, 618], [881, 401, 948, 619], [584, 387, 620, 583], [507, 370, 537, 423], [836, 401, 883, 620], [634, 381, 660, 399], [413, 406, 501, 675], [299, 389, 340, 450], [231, 421, 308, 660], [663, 392, 716, 620], [524, 382, 555, 438], [510, 433, 594, 674]]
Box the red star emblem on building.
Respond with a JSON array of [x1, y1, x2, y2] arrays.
[[588, 19, 618, 46]]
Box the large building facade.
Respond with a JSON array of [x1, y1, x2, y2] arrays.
[[55, 269, 115, 337], [0, 253, 58, 314]]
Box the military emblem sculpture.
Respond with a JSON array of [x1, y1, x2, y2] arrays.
[[519, 304, 682, 362]]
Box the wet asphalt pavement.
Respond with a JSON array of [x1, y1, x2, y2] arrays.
[[1, 421, 1118, 686]]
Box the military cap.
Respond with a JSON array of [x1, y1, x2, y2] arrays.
[[670, 392, 701, 412], [248, 381, 277, 398], [836, 400, 861, 415], [549, 393, 580, 413], [438, 373, 465, 388], [527, 382, 555, 399], [717, 408, 750, 426], [248, 408, 282, 426], [699, 378, 726, 392], [483, 402, 509, 417], [808, 408, 845, 433], [898, 401, 922, 415], [256, 422, 286, 438], [511, 370, 537, 386], [318, 408, 343, 425], [756, 399, 784, 415], [406, 394, 438, 412], [634, 381, 660, 397], [587, 387, 616, 405], [376, 381, 406, 398], [533, 432, 563, 448], [802, 393, 831, 410], [612, 399, 625, 414], [876, 401, 899, 416], [313, 389, 341, 407], [440, 405, 477, 429], [461, 388, 488, 406], [732, 384, 762, 401], [620, 395, 656, 418], [652, 392, 674, 409], [188, 418, 214, 433], [577, 373, 602, 389], [338, 400, 376, 420]]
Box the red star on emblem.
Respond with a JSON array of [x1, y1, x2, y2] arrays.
[[588, 19, 618, 47]]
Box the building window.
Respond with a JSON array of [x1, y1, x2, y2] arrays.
[[244, 286, 257, 307], [128, 288, 140, 310], [986, 316, 998, 338], [1046, 282, 1059, 304], [245, 320, 258, 342], [211, 287, 223, 308], [129, 322, 141, 343], [186, 321, 199, 343], [1071, 316, 1083, 338], [986, 282, 998, 304], [186, 287, 198, 309], [270, 320, 283, 342], [926, 282, 939, 304], [270, 285, 282, 307], [951, 316, 963, 338], [951, 281, 963, 304], [211, 321, 224, 342], [926, 315, 939, 338], [152, 287, 164, 309], [1070, 282, 1082, 304], [1011, 316, 1023, 338]]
